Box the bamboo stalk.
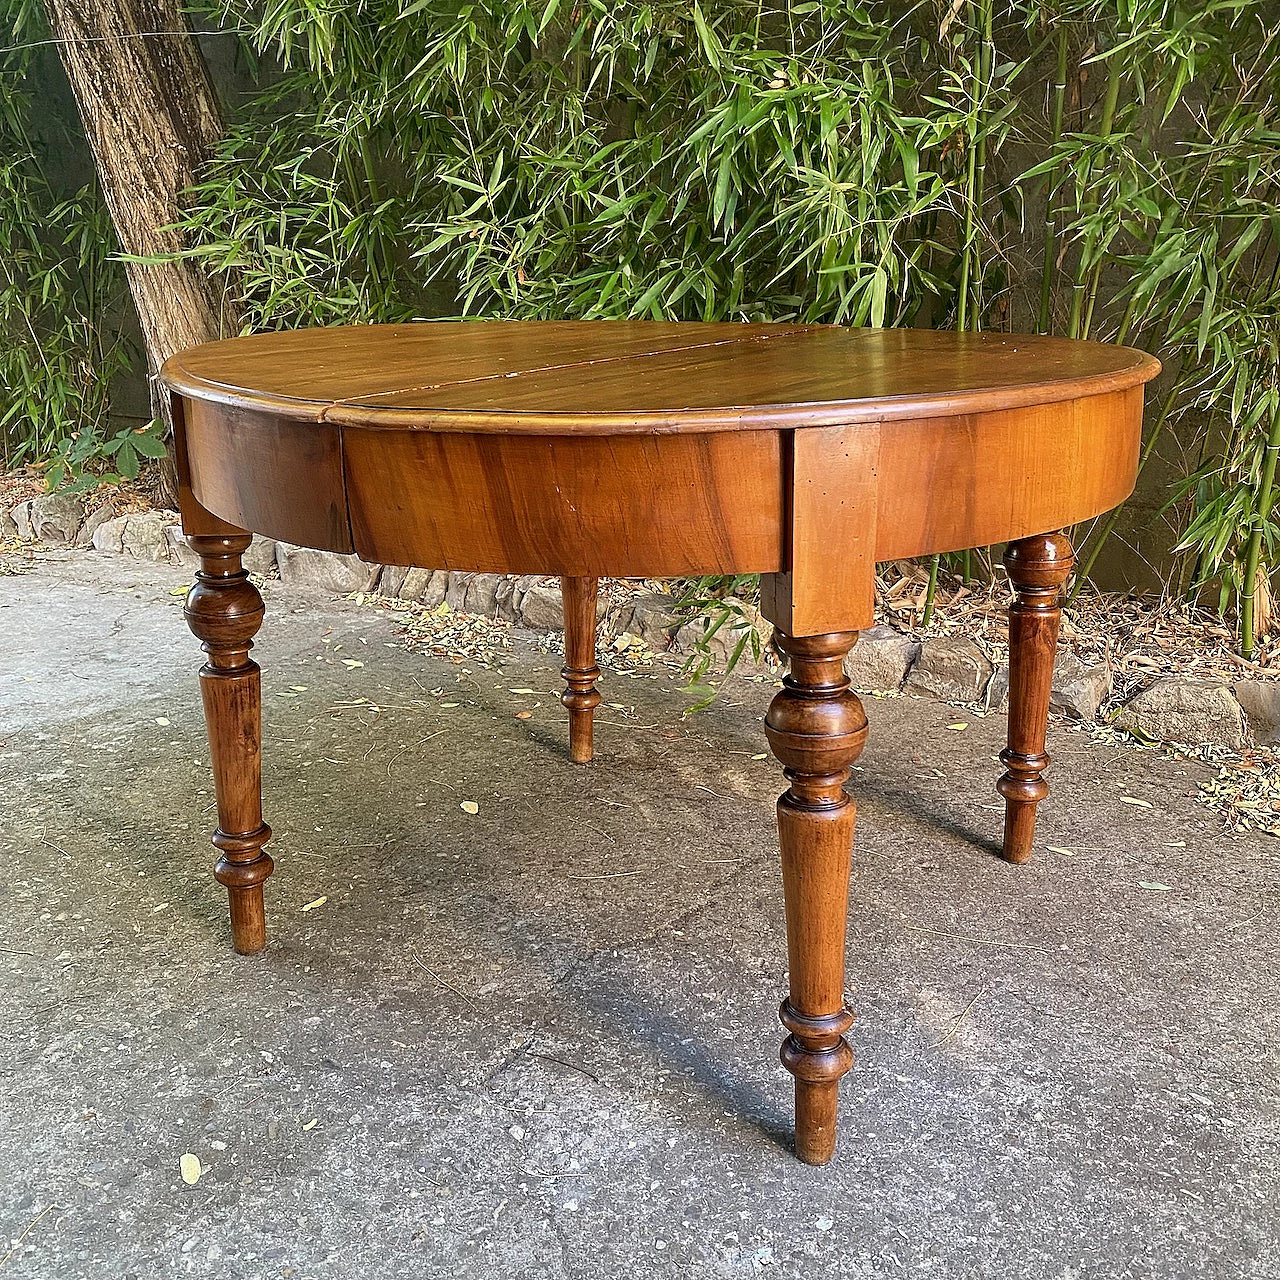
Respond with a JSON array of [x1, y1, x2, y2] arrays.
[[1240, 398, 1280, 659], [1068, 53, 1122, 340], [1038, 27, 1068, 335], [968, 0, 993, 332], [922, 553, 941, 628]]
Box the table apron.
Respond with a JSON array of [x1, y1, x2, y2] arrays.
[[177, 385, 1142, 615]]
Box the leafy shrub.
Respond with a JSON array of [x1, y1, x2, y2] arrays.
[[0, 1, 139, 488]]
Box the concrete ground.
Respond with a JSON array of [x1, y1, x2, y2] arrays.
[[1, 551, 1277, 1280]]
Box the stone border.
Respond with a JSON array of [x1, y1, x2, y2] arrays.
[[6, 491, 1270, 751]]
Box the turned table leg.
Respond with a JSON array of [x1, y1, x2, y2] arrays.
[[999, 532, 1075, 864], [560, 575, 601, 763], [765, 631, 867, 1165], [184, 534, 274, 953]]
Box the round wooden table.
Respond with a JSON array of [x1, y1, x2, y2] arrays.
[[161, 321, 1159, 1164]]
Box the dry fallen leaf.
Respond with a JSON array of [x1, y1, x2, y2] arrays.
[[1119, 796, 1153, 808], [509, 688, 537, 694], [1046, 846, 1075, 856], [301, 895, 328, 912], [302, 1119, 318, 1132], [460, 800, 479, 815], [179, 1153, 201, 1185], [155, 717, 170, 726], [515, 711, 533, 720], [341, 659, 364, 668], [946, 722, 968, 731]]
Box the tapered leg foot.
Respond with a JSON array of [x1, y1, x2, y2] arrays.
[[184, 533, 273, 953], [765, 631, 867, 1165], [560, 576, 601, 763], [999, 533, 1074, 864]]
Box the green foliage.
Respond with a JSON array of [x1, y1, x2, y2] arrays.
[[187, 0, 1007, 330], [1046, 3, 1280, 655], [672, 575, 767, 709], [0, 2, 137, 487], [43, 417, 170, 493], [3, 0, 1280, 659]]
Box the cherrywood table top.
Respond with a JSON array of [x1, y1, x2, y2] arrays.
[[162, 321, 1159, 434]]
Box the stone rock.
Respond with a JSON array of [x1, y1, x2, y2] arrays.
[[1114, 678, 1245, 751], [843, 626, 920, 692], [76, 502, 117, 548], [498, 576, 543, 623], [466, 573, 503, 617], [443, 572, 471, 612], [91, 511, 174, 560], [123, 511, 177, 561], [164, 524, 196, 567], [1, 505, 16, 539], [1050, 652, 1112, 720], [616, 591, 678, 652], [378, 565, 410, 598], [986, 651, 1112, 720], [397, 567, 434, 602], [11, 501, 34, 541], [18, 492, 85, 545], [520, 581, 566, 631], [673, 598, 772, 671], [276, 543, 379, 593], [494, 576, 521, 622], [91, 514, 127, 553], [242, 537, 278, 577], [905, 636, 994, 704], [1233, 679, 1280, 745], [419, 570, 450, 608], [444, 571, 503, 617], [389, 566, 450, 606]]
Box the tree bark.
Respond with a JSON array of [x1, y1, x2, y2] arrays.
[[44, 0, 241, 497]]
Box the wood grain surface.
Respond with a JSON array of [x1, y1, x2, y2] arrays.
[[341, 427, 785, 576], [162, 321, 1158, 432]]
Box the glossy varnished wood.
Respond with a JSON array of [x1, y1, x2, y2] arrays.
[[163, 322, 1157, 432], [183, 398, 352, 551], [560, 576, 601, 763], [160, 320, 1161, 1167], [341, 428, 785, 576], [162, 325, 1154, 589], [183, 533, 273, 953], [873, 388, 1144, 560], [765, 632, 867, 1164], [1000, 534, 1076, 863], [761, 424, 881, 635]]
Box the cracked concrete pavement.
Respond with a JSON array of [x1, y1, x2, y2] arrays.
[[1, 551, 1277, 1279]]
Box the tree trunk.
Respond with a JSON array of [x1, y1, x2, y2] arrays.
[[44, 0, 241, 500]]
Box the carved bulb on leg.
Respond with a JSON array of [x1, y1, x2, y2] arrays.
[[999, 532, 1075, 864], [560, 575, 601, 763], [184, 534, 274, 953], [765, 630, 867, 1164]]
